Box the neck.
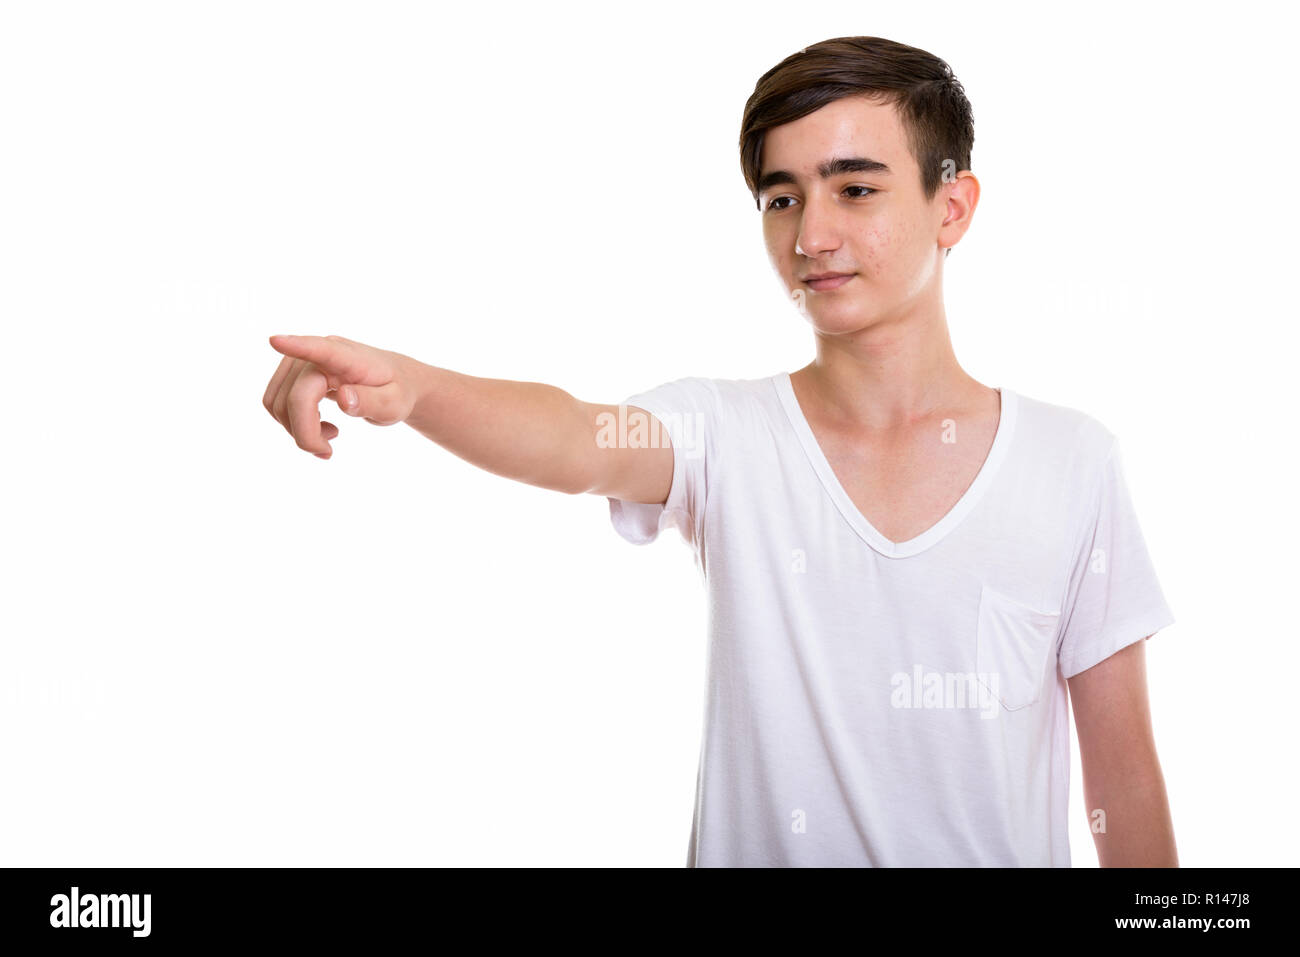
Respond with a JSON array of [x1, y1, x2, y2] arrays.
[[792, 303, 987, 433]]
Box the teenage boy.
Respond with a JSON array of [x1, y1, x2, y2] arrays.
[[262, 36, 1177, 868]]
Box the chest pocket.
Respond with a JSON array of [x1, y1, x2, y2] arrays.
[[975, 585, 1062, 711]]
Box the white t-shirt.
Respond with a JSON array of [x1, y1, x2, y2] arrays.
[[605, 372, 1175, 867]]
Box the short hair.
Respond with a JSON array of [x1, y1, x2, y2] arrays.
[[739, 36, 975, 211]]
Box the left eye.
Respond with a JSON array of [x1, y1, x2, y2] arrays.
[[845, 186, 876, 198]]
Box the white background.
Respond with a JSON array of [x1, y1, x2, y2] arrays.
[[2, 0, 1294, 867]]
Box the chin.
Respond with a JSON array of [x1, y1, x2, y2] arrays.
[[802, 301, 878, 335]]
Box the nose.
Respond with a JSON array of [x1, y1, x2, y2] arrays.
[[794, 191, 844, 258]]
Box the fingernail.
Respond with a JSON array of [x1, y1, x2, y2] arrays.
[[315, 452, 330, 459]]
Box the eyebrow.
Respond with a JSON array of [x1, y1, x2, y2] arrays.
[[756, 156, 892, 194]]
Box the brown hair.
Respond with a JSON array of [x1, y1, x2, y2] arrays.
[[739, 37, 975, 211]]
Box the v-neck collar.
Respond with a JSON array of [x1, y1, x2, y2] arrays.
[[772, 372, 1018, 559]]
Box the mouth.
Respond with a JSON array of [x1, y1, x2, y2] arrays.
[[802, 272, 856, 291]]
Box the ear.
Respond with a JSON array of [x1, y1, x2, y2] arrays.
[[938, 170, 980, 253]]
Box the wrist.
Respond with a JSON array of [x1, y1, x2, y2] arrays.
[[400, 354, 448, 435]]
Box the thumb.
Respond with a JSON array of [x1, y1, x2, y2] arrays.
[[337, 382, 405, 424]]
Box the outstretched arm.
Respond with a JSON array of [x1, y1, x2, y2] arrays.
[[263, 333, 672, 503]]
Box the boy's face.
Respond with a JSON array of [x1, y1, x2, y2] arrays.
[[758, 94, 965, 336]]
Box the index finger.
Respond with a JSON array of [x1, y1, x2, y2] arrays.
[[268, 334, 366, 380]]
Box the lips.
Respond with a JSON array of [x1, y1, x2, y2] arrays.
[[803, 272, 856, 290]]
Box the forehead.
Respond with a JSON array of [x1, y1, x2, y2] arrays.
[[760, 95, 912, 176]]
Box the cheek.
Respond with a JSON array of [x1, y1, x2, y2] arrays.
[[859, 218, 920, 270], [763, 233, 791, 273], [856, 227, 893, 271]]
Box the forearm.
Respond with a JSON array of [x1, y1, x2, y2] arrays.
[[400, 356, 590, 494], [1083, 770, 1178, 867]]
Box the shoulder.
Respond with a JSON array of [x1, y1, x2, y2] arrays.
[[1011, 387, 1119, 469], [632, 373, 784, 419]]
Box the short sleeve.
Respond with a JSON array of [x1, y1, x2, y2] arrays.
[[1056, 436, 1176, 679], [605, 376, 724, 549]]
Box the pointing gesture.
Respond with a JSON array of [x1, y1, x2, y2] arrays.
[[263, 334, 417, 458]]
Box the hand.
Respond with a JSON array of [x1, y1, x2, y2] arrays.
[[263, 334, 418, 458]]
